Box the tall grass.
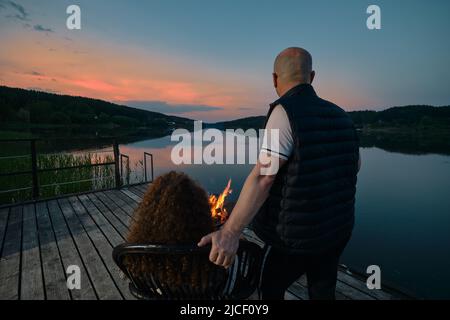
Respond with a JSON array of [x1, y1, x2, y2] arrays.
[[0, 152, 120, 205]]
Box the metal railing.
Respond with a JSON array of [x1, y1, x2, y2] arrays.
[[0, 138, 121, 200], [120, 153, 130, 185], [144, 152, 154, 183], [0, 138, 156, 205]]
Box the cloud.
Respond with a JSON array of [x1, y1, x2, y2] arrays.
[[0, 0, 29, 21], [33, 24, 54, 33], [1, 1, 55, 34], [6, 0, 26, 18], [121, 100, 224, 114]]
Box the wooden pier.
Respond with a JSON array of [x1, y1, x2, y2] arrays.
[[0, 183, 410, 300]]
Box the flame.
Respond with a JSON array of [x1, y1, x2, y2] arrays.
[[209, 179, 232, 224]]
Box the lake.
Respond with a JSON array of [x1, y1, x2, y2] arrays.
[[115, 132, 450, 299]]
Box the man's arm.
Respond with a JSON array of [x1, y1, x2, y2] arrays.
[[223, 156, 287, 234], [198, 104, 292, 268], [198, 156, 286, 268]]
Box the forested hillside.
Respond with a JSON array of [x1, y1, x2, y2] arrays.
[[213, 105, 450, 131], [0, 86, 193, 134]]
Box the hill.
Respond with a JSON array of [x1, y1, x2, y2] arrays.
[[0, 86, 194, 136], [350, 105, 450, 130], [1, 86, 449, 136], [206, 116, 266, 131], [212, 105, 450, 131]]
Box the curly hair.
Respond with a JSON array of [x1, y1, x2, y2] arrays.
[[126, 171, 225, 294]]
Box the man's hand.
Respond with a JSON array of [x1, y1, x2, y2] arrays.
[[198, 157, 286, 269], [197, 227, 240, 268]]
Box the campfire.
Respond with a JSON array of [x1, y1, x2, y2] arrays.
[[209, 179, 232, 225]]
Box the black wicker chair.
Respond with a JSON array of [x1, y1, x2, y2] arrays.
[[112, 239, 262, 300]]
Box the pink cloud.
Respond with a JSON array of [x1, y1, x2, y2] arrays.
[[0, 32, 261, 118], [1, 31, 371, 121]]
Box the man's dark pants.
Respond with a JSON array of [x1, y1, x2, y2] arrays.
[[260, 239, 349, 300]]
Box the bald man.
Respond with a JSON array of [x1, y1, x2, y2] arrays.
[[199, 47, 360, 300]]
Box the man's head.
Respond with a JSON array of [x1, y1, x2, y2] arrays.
[[273, 47, 315, 97]]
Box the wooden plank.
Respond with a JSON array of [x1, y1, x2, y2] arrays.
[[0, 185, 409, 301], [120, 188, 142, 204], [114, 189, 140, 207], [247, 289, 260, 300], [20, 204, 45, 300], [57, 198, 122, 300], [35, 202, 71, 300], [133, 184, 146, 194], [0, 208, 9, 257], [95, 192, 133, 224], [128, 186, 145, 198], [69, 196, 134, 300], [284, 291, 300, 300], [136, 183, 150, 194], [245, 228, 371, 300], [296, 275, 349, 300], [334, 280, 375, 300], [262, 259, 380, 301], [77, 195, 125, 245], [104, 190, 136, 217], [132, 183, 147, 191], [288, 281, 308, 300], [299, 269, 368, 300], [94, 192, 132, 228], [337, 268, 395, 300], [0, 206, 23, 299], [86, 193, 129, 237], [47, 199, 97, 300]]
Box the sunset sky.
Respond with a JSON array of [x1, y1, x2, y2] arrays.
[[1, 0, 449, 121]]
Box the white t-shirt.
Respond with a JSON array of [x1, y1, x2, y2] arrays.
[[259, 104, 294, 161]]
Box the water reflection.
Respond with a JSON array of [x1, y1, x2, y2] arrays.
[[117, 131, 450, 299], [344, 148, 450, 299], [359, 130, 450, 156], [118, 132, 255, 198]]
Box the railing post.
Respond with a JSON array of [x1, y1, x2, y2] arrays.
[[144, 153, 147, 182], [143, 152, 154, 183], [150, 153, 154, 183], [30, 139, 39, 199], [120, 154, 130, 186], [113, 140, 122, 188]]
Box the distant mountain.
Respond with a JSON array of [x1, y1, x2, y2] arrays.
[[211, 105, 450, 131], [1, 86, 449, 136], [206, 116, 266, 131], [350, 105, 450, 129], [0, 86, 194, 136]]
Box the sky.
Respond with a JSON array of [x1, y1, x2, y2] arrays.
[[0, 0, 449, 121]]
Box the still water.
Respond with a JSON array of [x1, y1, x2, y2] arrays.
[[117, 133, 450, 299]]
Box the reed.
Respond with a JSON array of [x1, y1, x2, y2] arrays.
[[0, 152, 117, 205]]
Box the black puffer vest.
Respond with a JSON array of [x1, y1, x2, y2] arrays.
[[252, 84, 359, 254]]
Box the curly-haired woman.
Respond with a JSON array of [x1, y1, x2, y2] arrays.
[[126, 171, 226, 294]]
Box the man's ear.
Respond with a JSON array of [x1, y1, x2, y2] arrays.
[[310, 71, 316, 84], [272, 73, 278, 88]]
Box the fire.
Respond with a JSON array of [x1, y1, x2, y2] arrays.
[[209, 179, 232, 224]]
